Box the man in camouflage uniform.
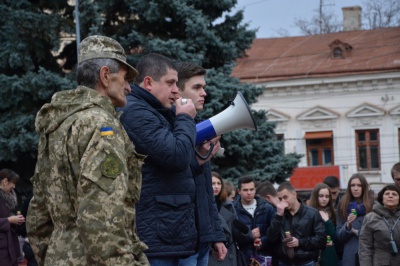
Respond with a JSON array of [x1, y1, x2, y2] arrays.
[[26, 35, 149, 265]]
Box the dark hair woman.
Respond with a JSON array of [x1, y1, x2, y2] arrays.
[[0, 169, 25, 266], [359, 184, 400, 265], [308, 183, 338, 266], [209, 171, 242, 266], [337, 173, 373, 266]]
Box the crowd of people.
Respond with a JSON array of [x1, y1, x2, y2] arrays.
[[1, 35, 400, 266]]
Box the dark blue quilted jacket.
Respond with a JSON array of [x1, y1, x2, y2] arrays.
[[119, 85, 197, 257], [234, 196, 276, 262], [191, 159, 226, 244]]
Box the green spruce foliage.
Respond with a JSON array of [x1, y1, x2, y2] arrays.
[[0, 0, 301, 188]]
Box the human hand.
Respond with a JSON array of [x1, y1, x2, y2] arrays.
[[8, 215, 25, 225], [175, 97, 196, 118], [268, 196, 281, 208], [252, 227, 260, 239], [276, 201, 288, 216], [351, 228, 359, 236], [196, 136, 221, 164], [326, 240, 334, 247], [346, 213, 356, 229], [254, 237, 262, 249], [286, 237, 299, 248], [212, 242, 227, 261], [319, 210, 329, 222]]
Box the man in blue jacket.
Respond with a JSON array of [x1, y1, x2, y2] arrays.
[[234, 176, 276, 264], [176, 62, 227, 265], [119, 54, 225, 265]]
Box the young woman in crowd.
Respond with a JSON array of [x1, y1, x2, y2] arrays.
[[209, 172, 241, 266], [337, 173, 373, 266], [0, 169, 25, 266], [308, 183, 338, 266], [359, 184, 400, 265]]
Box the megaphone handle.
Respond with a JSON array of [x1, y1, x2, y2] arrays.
[[195, 142, 215, 161]]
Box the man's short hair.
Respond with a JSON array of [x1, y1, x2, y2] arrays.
[[224, 181, 235, 197], [77, 58, 120, 88], [176, 62, 206, 91], [323, 175, 340, 188], [391, 162, 400, 178], [277, 182, 295, 193], [257, 181, 277, 197], [134, 53, 177, 85], [237, 175, 254, 190]]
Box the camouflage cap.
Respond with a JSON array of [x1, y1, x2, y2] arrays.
[[78, 35, 138, 81]]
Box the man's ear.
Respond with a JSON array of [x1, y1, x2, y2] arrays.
[[142, 76, 153, 91], [99, 66, 110, 87]]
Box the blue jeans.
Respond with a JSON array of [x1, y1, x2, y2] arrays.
[[279, 261, 316, 266], [178, 242, 210, 266]]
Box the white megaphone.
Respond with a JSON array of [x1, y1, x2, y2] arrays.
[[195, 92, 257, 159]]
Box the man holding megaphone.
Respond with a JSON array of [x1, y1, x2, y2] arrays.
[[119, 54, 202, 265], [176, 62, 227, 265]]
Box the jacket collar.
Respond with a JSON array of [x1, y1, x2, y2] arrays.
[[129, 85, 175, 121]]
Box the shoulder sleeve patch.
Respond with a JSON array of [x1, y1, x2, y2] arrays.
[[101, 153, 124, 178]]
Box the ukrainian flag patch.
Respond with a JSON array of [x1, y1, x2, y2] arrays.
[[100, 127, 114, 136]]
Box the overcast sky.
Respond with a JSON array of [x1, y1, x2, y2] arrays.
[[233, 0, 364, 38]]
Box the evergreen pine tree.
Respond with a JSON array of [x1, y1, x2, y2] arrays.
[[0, 0, 76, 193], [0, 0, 301, 186]]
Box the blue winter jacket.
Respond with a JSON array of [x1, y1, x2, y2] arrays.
[[192, 159, 226, 245], [234, 196, 276, 263], [119, 85, 197, 257]]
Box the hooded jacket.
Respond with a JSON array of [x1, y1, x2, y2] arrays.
[[359, 202, 400, 266], [26, 86, 148, 265], [119, 85, 198, 257]]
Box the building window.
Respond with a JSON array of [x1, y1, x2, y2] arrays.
[[333, 48, 343, 58], [305, 131, 334, 166], [276, 134, 284, 154], [356, 129, 380, 171]]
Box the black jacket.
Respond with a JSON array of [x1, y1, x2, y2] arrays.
[[266, 200, 326, 265], [209, 200, 239, 266], [119, 85, 197, 257]]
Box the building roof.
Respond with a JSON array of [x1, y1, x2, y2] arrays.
[[232, 27, 400, 83]]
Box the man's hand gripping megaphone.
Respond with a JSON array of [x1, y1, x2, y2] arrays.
[[179, 97, 224, 162]]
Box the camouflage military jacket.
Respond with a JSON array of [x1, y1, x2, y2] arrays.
[[26, 86, 149, 265]]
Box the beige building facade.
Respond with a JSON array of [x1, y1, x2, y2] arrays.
[[232, 10, 400, 190]]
